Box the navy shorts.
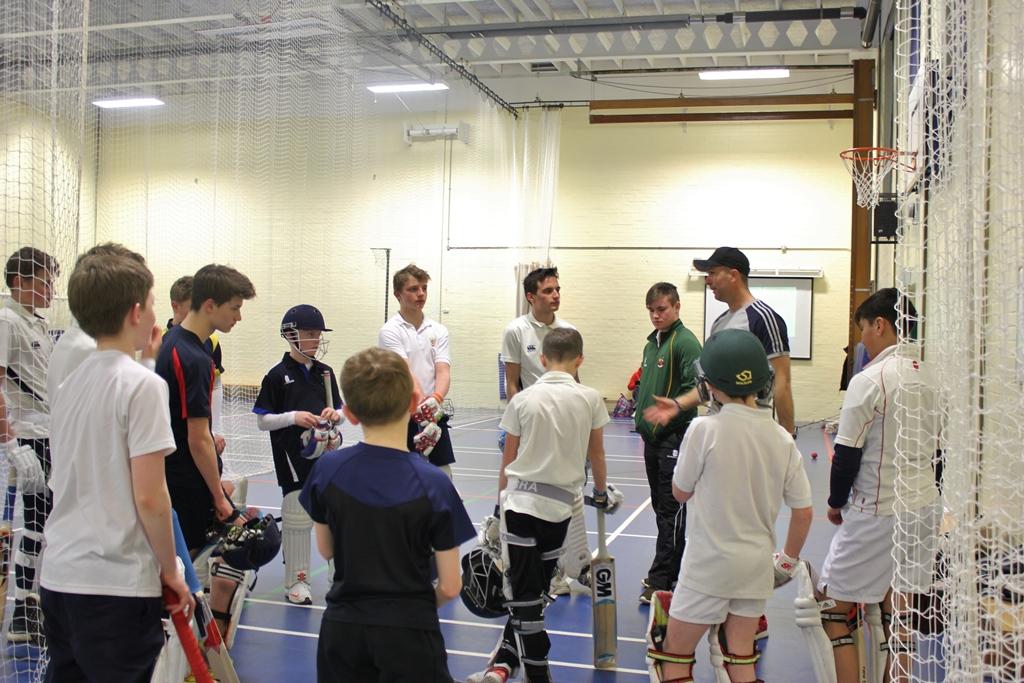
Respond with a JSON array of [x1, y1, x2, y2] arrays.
[[406, 416, 455, 467], [41, 588, 164, 683]]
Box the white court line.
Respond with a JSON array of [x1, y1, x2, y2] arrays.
[[456, 446, 643, 462], [606, 497, 652, 546], [450, 470, 649, 489], [242, 600, 647, 644], [236, 625, 647, 676], [450, 415, 502, 429]]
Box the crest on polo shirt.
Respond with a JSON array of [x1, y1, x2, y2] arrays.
[[283, 375, 294, 385], [526, 344, 537, 352], [656, 358, 665, 369]]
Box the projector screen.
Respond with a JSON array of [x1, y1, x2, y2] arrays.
[[704, 277, 814, 360]]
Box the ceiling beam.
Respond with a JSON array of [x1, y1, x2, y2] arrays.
[[590, 110, 855, 123], [590, 93, 856, 109]]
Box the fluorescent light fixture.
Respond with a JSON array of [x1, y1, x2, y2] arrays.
[[367, 83, 449, 94], [92, 97, 165, 109], [698, 68, 791, 81]]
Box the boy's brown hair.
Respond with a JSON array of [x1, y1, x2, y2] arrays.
[[74, 242, 146, 268], [5, 246, 60, 287], [645, 282, 679, 306], [68, 249, 154, 339], [392, 264, 430, 293], [190, 264, 255, 310], [341, 348, 413, 427], [169, 275, 193, 304], [542, 327, 583, 363]]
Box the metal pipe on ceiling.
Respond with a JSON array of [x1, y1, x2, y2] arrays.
[[860, 0, 882, 47], [420, 6, 867, 39]]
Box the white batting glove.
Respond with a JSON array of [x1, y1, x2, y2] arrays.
[[412, 396, 443, 427], [773, 551, 799, 588], [412, 422, 442, 456], [3, 440, 46, 496], [590, 483, 624, 514]]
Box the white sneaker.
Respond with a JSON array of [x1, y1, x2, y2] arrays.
[[286, 574, 313, 605]]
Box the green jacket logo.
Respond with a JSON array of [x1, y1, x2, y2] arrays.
[[735, 370, 753, 385]]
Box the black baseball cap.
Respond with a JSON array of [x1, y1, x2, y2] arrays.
[[693, 247, 750, 276]]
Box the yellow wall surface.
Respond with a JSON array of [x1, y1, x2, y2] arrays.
[[85, 101, 854, 422]]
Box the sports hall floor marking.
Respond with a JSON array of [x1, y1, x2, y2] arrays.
[[235, 625, 650, 676], [451, 416, 503, 429]]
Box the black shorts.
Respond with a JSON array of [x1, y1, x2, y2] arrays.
[[317, 619, 453, 683], [41, 588, 164, 683], [168, 485, 214, 552], [272, 445, 316, 496], [406, 416, 455, 467]]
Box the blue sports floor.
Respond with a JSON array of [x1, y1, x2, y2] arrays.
[[229, 410, 842, 682]]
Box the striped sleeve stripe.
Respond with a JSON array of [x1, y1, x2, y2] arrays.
[[749, 300, 787, 354]]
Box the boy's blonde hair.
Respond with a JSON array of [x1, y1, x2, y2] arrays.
[[69, 249, 153, 339], [341, 348, 413, 427]]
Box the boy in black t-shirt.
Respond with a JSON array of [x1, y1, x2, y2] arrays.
[[253, 305, 341, 605], [300, 347, 474, 682]]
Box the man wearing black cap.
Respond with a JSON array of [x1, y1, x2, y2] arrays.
[[645, 247, 794, 439], [643, 248, 794, 639], [253, 304, 342, 605]]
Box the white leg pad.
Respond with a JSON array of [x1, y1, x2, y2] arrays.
[[707, 625, 731, 683], [230, 476, 248, 508], [865, 603, 886, 683], [210, 560, 252, 649], [560, 496, 590, 582], [793, 562, 838, 683], [282, 490, 312, 585], [193, 545, 214, 590], [150, 619, 188, 683]]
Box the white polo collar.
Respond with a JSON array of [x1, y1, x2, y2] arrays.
[[537, 370, 575, 384], [863, 344, 896, 369], [527, 311, 558, 329]]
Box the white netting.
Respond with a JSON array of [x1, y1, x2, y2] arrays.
[[2, 0, 524, 678], [1, 0, 86, 676], [893, 0, 1024, 682]]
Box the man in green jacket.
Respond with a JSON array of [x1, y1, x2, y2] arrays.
[[634, 282, 702, 604]]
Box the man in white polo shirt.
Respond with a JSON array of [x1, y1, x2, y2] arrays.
[[378, 263, 454, 476], [501, 266, 575, 397], [501, 266, 588, 596]]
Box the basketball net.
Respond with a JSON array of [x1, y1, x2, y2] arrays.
[[840, 147, 914, 209]]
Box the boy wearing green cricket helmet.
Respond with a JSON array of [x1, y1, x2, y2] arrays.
[[646, 329, 814, 683]]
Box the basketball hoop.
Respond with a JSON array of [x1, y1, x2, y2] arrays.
[[840, 147, 916, 209]]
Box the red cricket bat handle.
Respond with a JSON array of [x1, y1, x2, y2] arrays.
[[163, 587, 213, 683]]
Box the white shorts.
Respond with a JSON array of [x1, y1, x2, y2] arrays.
[[669, 585, 765, 625], [818, 503, 940, 603]]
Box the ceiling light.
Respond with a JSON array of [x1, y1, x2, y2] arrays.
[[367, 83, 449, 94], [92, 97, 165, 109], [698, 69, 791, 81]]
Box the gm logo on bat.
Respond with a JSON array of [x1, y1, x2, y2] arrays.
[[594, 566, 615, 601]]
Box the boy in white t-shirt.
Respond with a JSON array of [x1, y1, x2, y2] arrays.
[[648, 329, 813, 683], [470, 328, 623, 683], [40, 247, 192, 682]]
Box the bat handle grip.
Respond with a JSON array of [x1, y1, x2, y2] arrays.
[[163, 587, 213, 683], [596, 507, 607, 556]]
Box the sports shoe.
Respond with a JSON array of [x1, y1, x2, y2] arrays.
[[8, 594, 44, 645], [755, 613, 769, 640], [639, 585, 656, 605], [286, 573, 313, 605], [467, 664, 511, 683]]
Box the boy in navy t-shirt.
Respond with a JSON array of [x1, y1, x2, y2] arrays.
[[253, 304, 341, 606], [301, 347, 474, 682]]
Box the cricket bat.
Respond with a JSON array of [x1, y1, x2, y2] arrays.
[[322, 370, 333, 410], [591, 507, 618, 669], [0, 468, 16, 626], [195, 594, 241, 683], [162, 587, 214, 683]]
